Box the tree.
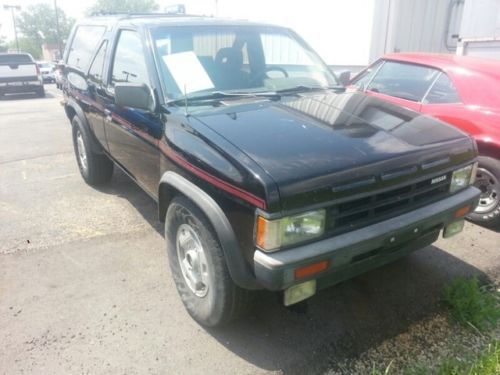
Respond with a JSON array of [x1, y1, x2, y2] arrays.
[[16, 4, 74, 57], [87, 0, 159, 15], [0, 36, 8, 53], [9, 37, 42, 59]]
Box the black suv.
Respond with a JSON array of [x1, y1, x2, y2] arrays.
[[61, 14, 480, 327]]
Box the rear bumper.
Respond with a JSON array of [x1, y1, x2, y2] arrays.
[[253, 187, 480, 291], [0, 81, 42, 94]]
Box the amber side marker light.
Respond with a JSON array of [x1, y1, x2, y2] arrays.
[[294, 260, 330, 280], [454, 205, 472, 218]]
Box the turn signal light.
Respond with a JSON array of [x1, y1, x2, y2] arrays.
[[294, 260, 329, 280], [454, 205, 471, 218]]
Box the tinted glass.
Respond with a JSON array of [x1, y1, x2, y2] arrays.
[[368, 61, 439, 102], [88, 41, 107, 84], [351, 60, 383, 89], [67, 25, 106, 70], [111, 30, 149, 86], [423, 73, 461, 104], [0, 54, 33, 64]]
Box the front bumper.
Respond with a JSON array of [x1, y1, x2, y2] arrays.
[[254, 186, 480, 291]]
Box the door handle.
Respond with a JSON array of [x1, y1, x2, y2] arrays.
[[104, 109, 112, 121]]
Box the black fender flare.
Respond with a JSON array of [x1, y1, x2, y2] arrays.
[[159, 171, 261, 290], [65, 98, 103, 154]]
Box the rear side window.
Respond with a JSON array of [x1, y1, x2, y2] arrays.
[[88, 41, 108, 84], [367, 61, 439, 102], [0, 54, 33, 64], [423, 73, 461, 104], [110, 30, 149, 87], [67, 25, 106, 71]]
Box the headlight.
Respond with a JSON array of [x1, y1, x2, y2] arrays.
[[450, 163, 477, 193], [256, 209, 326, 252]]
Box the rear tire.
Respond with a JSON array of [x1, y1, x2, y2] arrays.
[[165, 196, 252, 327], [468, 156, 500, 227], [71, 116, 113, 186], [36, 87, 45, 98]]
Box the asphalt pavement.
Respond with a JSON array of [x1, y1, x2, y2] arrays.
[[1, 85, 499, 375]]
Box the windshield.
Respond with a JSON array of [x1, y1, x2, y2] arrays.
[[150, 25, 338, 100]]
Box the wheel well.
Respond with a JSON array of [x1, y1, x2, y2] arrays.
[[65, 105, 77, 122], [158, 182, 183, 222], [476, 140, 500, 160]]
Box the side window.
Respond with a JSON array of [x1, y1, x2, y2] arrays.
[[111, 30, 149, 87], [67, 25, 106, 70], [423, 73, 461, 104], [88, 41, 107, 84], [351, 60, 384, 89], [367, 61, 439, 102]]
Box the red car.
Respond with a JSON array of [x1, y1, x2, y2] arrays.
[[349, 53, 500, 227]]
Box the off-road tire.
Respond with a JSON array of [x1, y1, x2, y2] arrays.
[[165, 196, 252, 327], [71, 116, 113, 186], [468, 156, 500, 227]]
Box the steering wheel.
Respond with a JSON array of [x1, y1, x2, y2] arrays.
[[251, 66, 289, 85]]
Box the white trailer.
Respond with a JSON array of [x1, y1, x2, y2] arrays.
[[456, 0, 500, 59]]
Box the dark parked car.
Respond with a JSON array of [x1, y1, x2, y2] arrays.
[[0, 53, 45, 98], [61, 14, 480, 327], [349, 53, 500, 227]]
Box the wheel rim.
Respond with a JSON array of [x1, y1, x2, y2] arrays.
[[176, 224, 210, 297], [76, 129, 88, 173], [473, 167, 500, 214]]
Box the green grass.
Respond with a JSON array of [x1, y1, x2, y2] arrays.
[[442, 277, 500, 332], [436, 341, 500, 375]]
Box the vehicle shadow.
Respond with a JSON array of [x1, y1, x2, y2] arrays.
[[208, 249, 491, 374], [95, 167, 163, 234], [98, 168, 492, 375]]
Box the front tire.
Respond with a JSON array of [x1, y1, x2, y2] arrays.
[[71, 116, 113, 186], [468, 156, 500, 227], [165, 196, 252, 327]]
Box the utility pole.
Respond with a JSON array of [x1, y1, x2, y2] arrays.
[[53, 0, 62, 59], [3, 5, 21, 52]]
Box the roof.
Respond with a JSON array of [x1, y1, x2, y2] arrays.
[[78, 14, 278, 29], [383, 52, 500, 79], [382, 53, 500, 107]]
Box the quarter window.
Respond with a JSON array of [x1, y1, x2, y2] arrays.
[[88, 41, 107, 84], [67, 25, 106, 71], [351, 60, 384, 90], [423, 73, 461, 104], [111, 30, 149, 87], [367, 61, 439, 102]]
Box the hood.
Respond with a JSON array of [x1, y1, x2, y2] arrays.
[[193, 91, 474, 209]]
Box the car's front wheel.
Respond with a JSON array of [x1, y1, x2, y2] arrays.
[[165, 196, 252, 327], [71, 116, 113, 186], [468, 156, 500, 227]]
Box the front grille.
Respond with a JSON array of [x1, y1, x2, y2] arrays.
[[325, 172, 452, 234]]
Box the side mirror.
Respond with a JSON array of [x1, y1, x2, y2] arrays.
[[115, 83, 155, 112], [337, 70, 351, 87]]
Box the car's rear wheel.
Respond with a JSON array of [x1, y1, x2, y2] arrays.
[[71, 116, 113, 186], [165, 196, 252, 327], [36, 87, 45, 98], [468, 156, 500, 227]]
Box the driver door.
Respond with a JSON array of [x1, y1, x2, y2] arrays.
[[102, 29, 163, 196]]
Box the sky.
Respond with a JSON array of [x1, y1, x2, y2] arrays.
[[0, 0, 376, 65]]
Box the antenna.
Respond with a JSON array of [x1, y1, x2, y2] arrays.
[[184, 84, 189, 116]]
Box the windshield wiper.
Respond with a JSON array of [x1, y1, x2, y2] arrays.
[[273, 85, 346, 95], [166, 91, 280, 106]]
